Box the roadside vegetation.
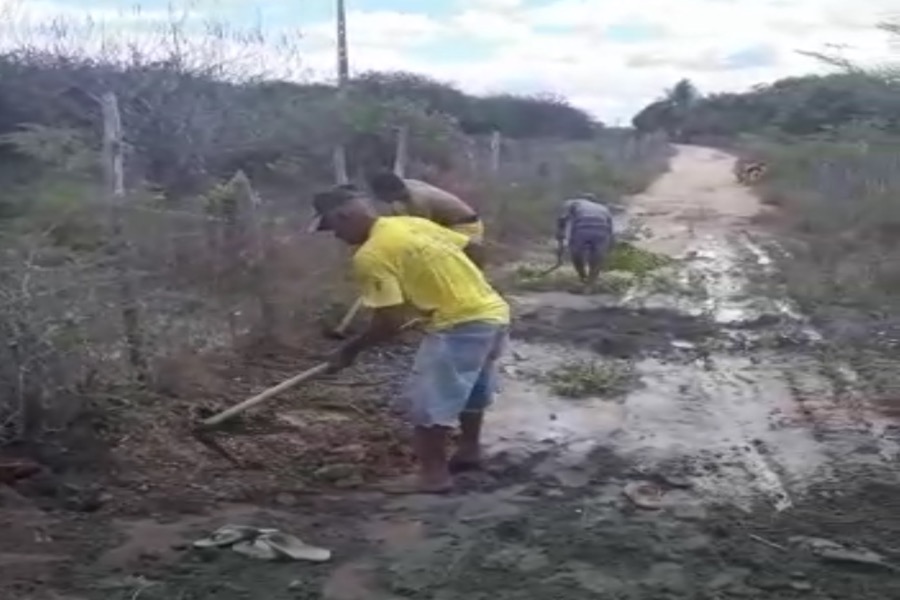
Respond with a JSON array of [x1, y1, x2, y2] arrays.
[[632, 22, 900, 314], [0, 14, 671, 465]]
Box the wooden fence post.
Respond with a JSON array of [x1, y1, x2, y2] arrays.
[[393, 125, 408, 177], [101, 91, 148, 382], [333, 145, 349, 184], [490, 130, 502, 175], [229, 170, 277, 340], [464, 137, 478, 176]]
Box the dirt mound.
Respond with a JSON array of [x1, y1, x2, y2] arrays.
[[102, 348, 418, 516], [1, 331, 422, 520]]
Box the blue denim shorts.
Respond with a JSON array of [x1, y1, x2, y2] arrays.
[[399, 321, 508, 427]]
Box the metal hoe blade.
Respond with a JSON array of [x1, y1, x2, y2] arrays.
[[192, 426, 243, 467]]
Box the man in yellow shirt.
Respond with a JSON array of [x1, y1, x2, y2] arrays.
[[308, 185, 509, 494]]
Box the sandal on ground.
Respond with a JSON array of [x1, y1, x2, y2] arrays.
[[193, 525, 259, 548], [260, 531, 331, 562]]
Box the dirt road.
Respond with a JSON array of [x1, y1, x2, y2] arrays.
[[496, 146, 898, 509], [8, 146, 900, 599]]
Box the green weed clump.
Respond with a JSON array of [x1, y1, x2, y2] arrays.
[[512, 264, 581, 292], [511, 263, 637, 295], [510, 242, 672, 294], [605, 242, 673, 275], [541, 359, 638, 399]]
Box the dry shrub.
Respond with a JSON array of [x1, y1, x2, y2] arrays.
[[742, 130, 900, 309], [467, 133, 672, 255], [0, 132, 671, 453]]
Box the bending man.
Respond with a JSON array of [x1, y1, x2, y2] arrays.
[[308, 185, 509, 494], [367, 172, 485, 265], [557, 193, 615, 285]]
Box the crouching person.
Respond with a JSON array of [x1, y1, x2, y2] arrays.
[[556, 193, 615, 285]]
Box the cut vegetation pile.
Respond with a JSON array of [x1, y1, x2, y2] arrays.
[[510, 242, 674, 294], [605, 241, 674, 274]]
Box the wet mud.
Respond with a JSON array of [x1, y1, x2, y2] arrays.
[[515, 305, 720, 358]]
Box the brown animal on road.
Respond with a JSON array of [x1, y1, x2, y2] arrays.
[[736, 161, 767, 185]]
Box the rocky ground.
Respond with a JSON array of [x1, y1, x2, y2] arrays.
[[4, 145, 900, 600]]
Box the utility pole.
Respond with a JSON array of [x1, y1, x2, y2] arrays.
[[331, 0, 355, 335], [336, 0, 349, 85], [333, 0, 349, 183]]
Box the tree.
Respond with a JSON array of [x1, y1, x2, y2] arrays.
[[631, 79, 701, 140], [632, 100, 675, 134], [634, 71, 900, 139], [348, 71, 601, 139], [667, 79, 699, 110]]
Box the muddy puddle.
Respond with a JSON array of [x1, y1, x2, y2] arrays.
[[485, 341, 625, 459]]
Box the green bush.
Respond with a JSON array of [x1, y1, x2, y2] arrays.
[[742, 129, 900, 308]]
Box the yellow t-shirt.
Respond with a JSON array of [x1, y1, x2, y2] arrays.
[[352, 216, 509, 331], [450, 219, 484, 244]]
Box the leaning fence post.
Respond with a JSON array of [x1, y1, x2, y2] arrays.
[[101, 91, 148, 382], [229, 170, 277, 340]]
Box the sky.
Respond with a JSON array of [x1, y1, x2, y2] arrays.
[[1, 0, 898, 123]]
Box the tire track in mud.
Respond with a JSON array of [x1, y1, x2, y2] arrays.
[[486, 144, 900, 512]]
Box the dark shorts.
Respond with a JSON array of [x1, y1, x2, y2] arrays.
[[569, 227, 614, 264]]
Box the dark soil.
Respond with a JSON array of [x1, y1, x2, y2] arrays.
[[514, 306, 720, 358], [32, 447, 900, 600]]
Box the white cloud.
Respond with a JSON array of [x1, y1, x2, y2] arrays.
[[1, 0, 898, 123], [299, 0, 898, 122], [451, 5, 534, 43], [303, 10, 448, 50]]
